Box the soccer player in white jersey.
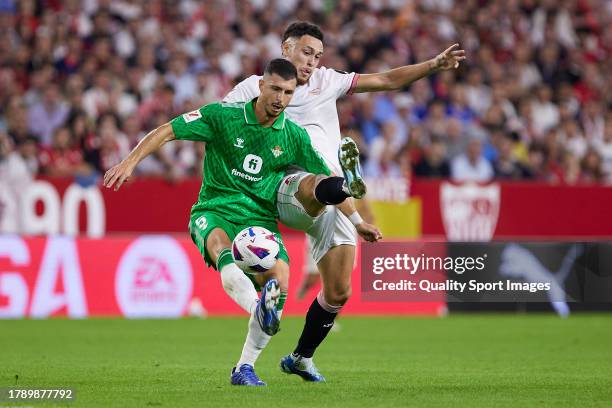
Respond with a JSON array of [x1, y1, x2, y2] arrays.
[[224, 21, 466, 382]]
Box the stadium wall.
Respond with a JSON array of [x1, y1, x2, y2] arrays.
[[0, 235, 442, 318], [1, 178, 611, 239]]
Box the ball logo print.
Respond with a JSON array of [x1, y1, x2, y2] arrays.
[[231, 226, 280, 273], [115, 236, 192, 317], [243, 154, 263, 174], [440, 182, 500, 241]]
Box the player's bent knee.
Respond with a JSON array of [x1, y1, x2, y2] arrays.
[[324, 285, 352, 306], [296, 174, 327, 217]]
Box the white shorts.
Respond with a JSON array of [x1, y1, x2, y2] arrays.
[[277, 172, 357, 264], [277, 171, 323, 232]]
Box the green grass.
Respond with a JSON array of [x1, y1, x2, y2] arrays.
[[1, 315, 611, 407]]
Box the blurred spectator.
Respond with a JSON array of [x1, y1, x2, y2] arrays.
[[581, 100, 605, 142], [559, 119, 587, 159], [165, 52, 197, 107], [0, 130, 32, 233], [530, 85, 559, 137], [68, 110, 98, 171], [444, 118, 466, 159], [451, 134, 494, 182], [95, 113, 130, 173], [446, 85, 477, 125], [595, 120, 612, 183], [27, 83, 70, 146], [413, 137, 450, 178], [0, 0, 608, 185], [82, 70, 113, 119], [138, 82, 175, 129], [0, 131, 31, 182], [358, 94, 381, 145], [423, 100, 449, 139], [581, 148, 604, 184], [525, 143, 548, 181], [38, 127, 90, 177], [365, 122, 401, 177], [559, 151, 583, 185], [493, 133, 531, 180]]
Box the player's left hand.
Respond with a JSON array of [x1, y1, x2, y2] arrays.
[[433, 44, 466, 70], [356, 222, 383, 242]]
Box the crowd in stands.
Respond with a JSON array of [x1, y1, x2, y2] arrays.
[[1, 0, 611, 185]]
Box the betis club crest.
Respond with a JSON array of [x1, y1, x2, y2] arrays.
[[271, 145, 284, 158]]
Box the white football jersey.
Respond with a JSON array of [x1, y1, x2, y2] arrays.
[[223, 66, 358, 174]]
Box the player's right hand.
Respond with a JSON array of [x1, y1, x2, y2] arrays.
[[103, 160, 135, 191], [356, 222, 383, 242]]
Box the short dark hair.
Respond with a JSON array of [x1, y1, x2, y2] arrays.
[[282, 21, 324, 44], [264, 58, 297, 81]]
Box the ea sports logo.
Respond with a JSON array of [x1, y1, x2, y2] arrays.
[[115, 236, 192, 317], [243, 154, 263, 174]]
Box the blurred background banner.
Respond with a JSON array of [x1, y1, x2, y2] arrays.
[[0, 235, 442, 318], [2, 177, 612, 238]]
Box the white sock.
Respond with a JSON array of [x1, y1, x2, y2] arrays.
[[236, 298, 286, 368], [220, 263, 258, 314], [237, 308, 272, 367]]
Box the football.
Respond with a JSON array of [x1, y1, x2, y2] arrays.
[[231, 226, 280, 273]]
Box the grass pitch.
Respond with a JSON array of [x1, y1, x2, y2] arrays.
[[1, 315, 611, 407]]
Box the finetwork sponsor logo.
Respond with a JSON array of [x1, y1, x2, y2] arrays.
[[242, 154, 263, 174], [232, 168, 263, 182]]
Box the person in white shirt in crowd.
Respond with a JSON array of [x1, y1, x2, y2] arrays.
[[451, 133, 494, 182], [530, 85, 560, 137], [0, 131, 33, 233], [594, 119, 612, 183]]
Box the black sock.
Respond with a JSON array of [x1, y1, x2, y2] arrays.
[[314, 176, 350, 205], [293, 297, 338, 358]]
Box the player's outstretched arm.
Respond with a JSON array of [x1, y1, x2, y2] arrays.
[[103, 122, 176, 191], [353, 44, 466, 93]]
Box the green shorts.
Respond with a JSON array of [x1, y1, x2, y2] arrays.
[[188, 211, 290, 282]]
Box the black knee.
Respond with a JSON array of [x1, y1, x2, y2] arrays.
[[314, 176, 349, 205]]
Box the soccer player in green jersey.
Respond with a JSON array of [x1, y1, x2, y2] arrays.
[[103, 59, 373, 386]]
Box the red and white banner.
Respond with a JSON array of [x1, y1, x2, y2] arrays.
[[0, 235, 441, 318], [2, 178, 611, 238], [412, 180, 612, 239]]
